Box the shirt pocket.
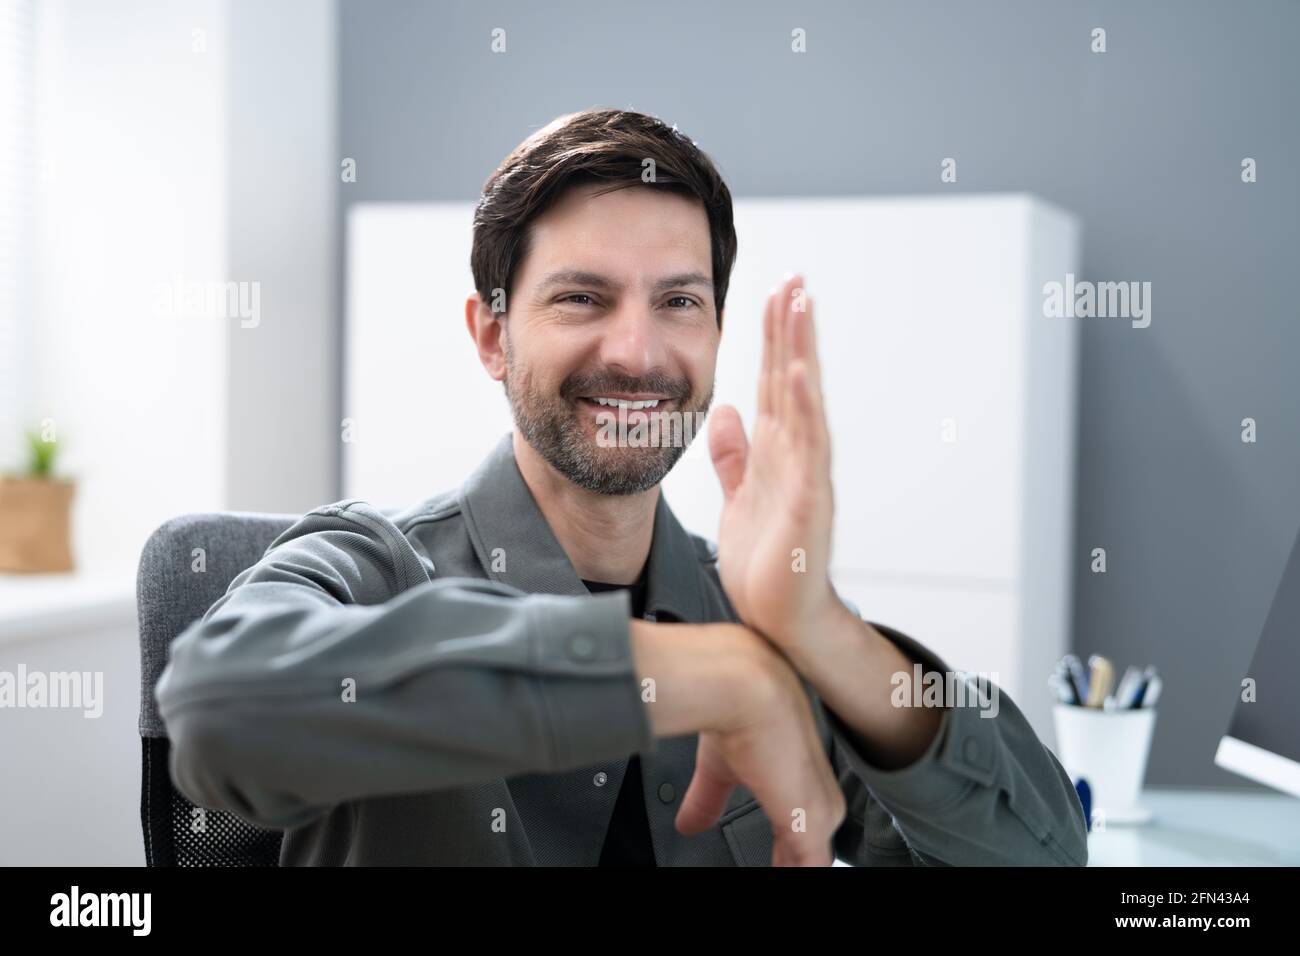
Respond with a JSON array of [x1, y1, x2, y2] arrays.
[[721, 800, 774, 867]]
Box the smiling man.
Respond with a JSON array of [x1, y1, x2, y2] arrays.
[[156, 108, 1088, 866]]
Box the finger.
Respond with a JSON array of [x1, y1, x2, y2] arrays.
[[787, 361, 822, 459], [772, 275, 794, 424], [777, 273, 805, 426], [757, 287, 777, 417], [676, 764, 737, 836], [708, 404, 749, 501], [790, 291, 824, 408], [792, 839, 834, 867], [801, 295, 833, 450], [784, 722, 844, 867], [772, 835, 798, 868], [776, 820, 835, 867], [789, 360, 811, 419], [772, 828, 825, 867], [753, 788, 835, 867]]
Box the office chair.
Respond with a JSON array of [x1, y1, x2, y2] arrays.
[[137, 511, 297, 866]]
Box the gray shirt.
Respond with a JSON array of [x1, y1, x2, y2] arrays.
[[155, 433, 1089, 865]]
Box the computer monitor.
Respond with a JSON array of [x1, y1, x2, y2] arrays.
[[1215, 525, 1300, 797]]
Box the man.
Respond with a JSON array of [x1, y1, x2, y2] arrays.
[[156, 108, 1088, 866]]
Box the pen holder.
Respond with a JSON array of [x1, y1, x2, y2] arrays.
[[1052, 704, 1156, 826]]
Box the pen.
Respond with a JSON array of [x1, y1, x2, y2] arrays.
[[1051, 657, 1160, 709], [1062, 654, 1089, 705], [1048, 671, 1076, 705], [1113, 665, 1143, 709], [1085, 654, 1114, 708], [1137, 670, 1162, 708]]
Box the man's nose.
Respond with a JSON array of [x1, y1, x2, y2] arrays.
[[597, 303, 668, 380]]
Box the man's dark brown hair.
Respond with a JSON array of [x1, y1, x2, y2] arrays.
[[471, 107, 738, 328]]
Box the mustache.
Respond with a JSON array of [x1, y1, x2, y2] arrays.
[[560, 370, 691, 402]]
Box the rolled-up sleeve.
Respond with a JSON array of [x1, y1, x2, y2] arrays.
[[821, 618, 1089, 867]]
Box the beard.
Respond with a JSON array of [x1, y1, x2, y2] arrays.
[[503, 341, 713, 496]]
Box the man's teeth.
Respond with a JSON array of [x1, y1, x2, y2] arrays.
[[589, 397, 661, 409]]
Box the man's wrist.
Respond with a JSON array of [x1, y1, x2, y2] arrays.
[[781, 597, 948, 769], [783, 586, 858, 677], [630, 620, 778, 738]]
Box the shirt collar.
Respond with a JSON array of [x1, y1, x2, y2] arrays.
[[457, 433, 708, 623]]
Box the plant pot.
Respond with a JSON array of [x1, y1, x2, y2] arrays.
[[0, 475, 77, 573]]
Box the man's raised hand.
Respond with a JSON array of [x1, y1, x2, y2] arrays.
[[708, 273, 839, 653]]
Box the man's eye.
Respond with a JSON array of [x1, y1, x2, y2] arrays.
[[557, 294, 696, 309]]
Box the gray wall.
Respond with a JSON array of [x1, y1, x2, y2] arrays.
[[337, 0, 1299, 787]]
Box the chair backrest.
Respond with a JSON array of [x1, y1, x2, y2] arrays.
[[137, 511, 298, 866]]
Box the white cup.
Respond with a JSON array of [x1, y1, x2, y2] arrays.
[[1052, 704, 1157, 826]]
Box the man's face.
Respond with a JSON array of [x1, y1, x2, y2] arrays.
[[499, 183, 720, 495]]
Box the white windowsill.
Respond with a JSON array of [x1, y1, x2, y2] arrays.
[[0, 569, 137, 646]]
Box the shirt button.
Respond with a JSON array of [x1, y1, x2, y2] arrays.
[[594, 772, 608, 787], [963, 737, 981, 764], [567, 635, 596, 660], [657, 782, 676, 803]]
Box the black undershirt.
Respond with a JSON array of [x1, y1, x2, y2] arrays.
[[582, 573, 657, 867]]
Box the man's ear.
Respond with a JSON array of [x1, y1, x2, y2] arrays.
[[464, 293, 506, 382]]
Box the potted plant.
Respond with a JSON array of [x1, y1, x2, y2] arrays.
[[0, 426, 76, 573]]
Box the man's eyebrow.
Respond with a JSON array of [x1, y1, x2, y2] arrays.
[[535, 270, 712, 296], [651, 271, 712, 295]]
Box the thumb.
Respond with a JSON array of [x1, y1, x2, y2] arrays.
[[708, 404, 749, 501]]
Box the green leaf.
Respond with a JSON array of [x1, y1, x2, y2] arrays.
[[25, 428, 59, 478]]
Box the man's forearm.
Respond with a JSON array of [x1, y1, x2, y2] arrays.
[[785, 597, 944, 770]]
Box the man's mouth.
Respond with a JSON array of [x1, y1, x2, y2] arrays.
[[575, 394, 675, 412]]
